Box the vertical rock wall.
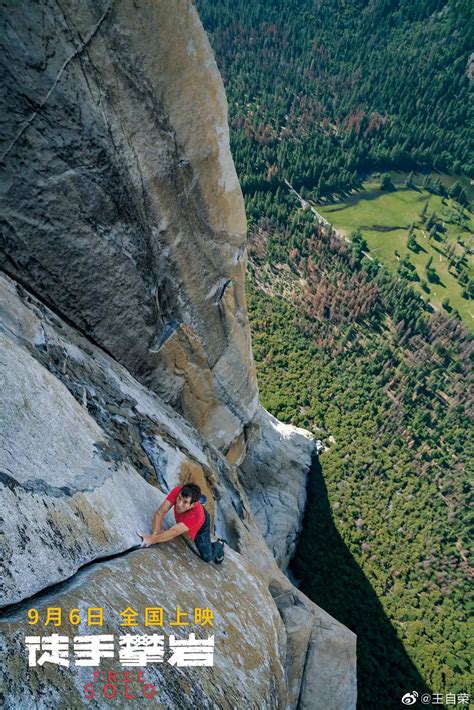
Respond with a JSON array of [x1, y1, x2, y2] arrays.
[[1, 0, 256, 452]]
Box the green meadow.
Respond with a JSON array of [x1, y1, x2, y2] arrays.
[[318, 174, 474, 331]]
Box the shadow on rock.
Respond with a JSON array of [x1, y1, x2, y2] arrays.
[[290, 455, 434, 709]]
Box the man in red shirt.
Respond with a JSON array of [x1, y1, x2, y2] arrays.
[[139, 483, 225, 564]]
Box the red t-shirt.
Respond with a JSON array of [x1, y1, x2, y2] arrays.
[[165, 485, 205, 541]]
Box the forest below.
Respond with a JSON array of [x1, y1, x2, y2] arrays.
[[198, 0, 473, 197], [197, 0, 473, 707]]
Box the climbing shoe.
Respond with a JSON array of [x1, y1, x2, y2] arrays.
[[214, 539, 225, 564]]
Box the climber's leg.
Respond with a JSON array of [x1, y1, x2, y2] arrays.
[[194, 510, 224, 563]]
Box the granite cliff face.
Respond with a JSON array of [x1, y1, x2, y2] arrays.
[[0, 1, 356, 707]]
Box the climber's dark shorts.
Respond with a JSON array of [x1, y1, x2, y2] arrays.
[[194, 509, 223, 563]]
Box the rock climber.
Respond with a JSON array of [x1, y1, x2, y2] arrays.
[[138, 482, 225, 564]]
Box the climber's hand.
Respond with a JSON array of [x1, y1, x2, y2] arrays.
[[138, 532, 154, 548]]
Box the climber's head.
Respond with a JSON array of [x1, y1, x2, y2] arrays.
[[175, 483, 201, 514]]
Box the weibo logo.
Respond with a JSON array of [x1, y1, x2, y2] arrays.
[[401, 691, 419, 705]]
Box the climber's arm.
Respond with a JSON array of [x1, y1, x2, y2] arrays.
[[139, 522, 189, 547], [152, 498, 173, 534]]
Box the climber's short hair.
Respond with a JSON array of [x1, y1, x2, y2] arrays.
[[180, 482, 201, 504]]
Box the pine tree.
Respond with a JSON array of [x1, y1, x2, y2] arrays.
[[433, 177, 443, 195], [420, 201, 428, 222], [426, 211, 438, 230], [408, 234, 418, 252], [380, 173, 394, 191], [448, 181, 461, 201], [456, 187, 468, 208]]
